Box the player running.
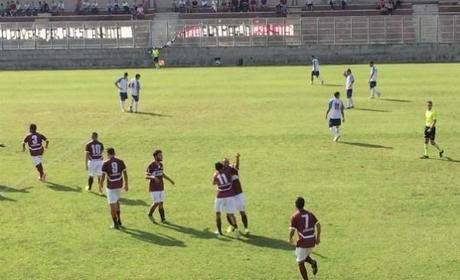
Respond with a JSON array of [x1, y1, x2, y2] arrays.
[[288, 197, 321, 280], [129, 74, 141, 113], [100, 148, 128, 229], [369, 61, 382, 98], [213, 161, 239, 236], [343, 68, 355, 109], [325, 92, 345, 142], [146, 149, 175, 223], [310, 56, 324, 85], [22, 124, 49, 182], [114, 72, 129, 112], [421, 101, 444, 159], [223, 153, 249, 235], [85, 132, 104, 193]]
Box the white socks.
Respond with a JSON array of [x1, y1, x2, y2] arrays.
[[347, 98, 353, 108], [330, 126, 339, 137], [120, 101, 126, 111]]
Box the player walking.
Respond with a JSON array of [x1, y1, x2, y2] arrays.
[[22, 124, 49, 182], [310, 56, 324, 85], [288, 197, 321, 280], [129, 74, 141, 113], [213, 161, 239, 236], [369, 61, 382, 98], [100, 148, 128, 229], [146, 149, 175, 223], [343, 68, 355, 109], [325, 92, 345, 142], [223, 153, 249, 235], [114, 72, 129, 112], [421, 101, 444, 159], [85, 132, 104, 192]]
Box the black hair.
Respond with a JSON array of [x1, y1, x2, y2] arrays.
[[30, 123, 37, 132], [427, 100, 433, 105], [370, 61, 374, 64], [153, 149, 162, 158], [334, 91, 340, 98], [136, 74, 141, 79], [215, 162, 224, 171], [107, 147, 115, 155], [295, 197, 305, 209], [124, 72, 128, 77], [92, 132, 98, 138]]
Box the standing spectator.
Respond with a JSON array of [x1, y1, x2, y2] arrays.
[[341, 0, 346, 9], [211, 0, 217, 11], [328, 0, 334, 9], [249, 0, 256, 11], [306, 0, 313, 10]]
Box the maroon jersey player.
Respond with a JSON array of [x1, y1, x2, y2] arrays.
[[146, 149, 175, 223], [100, 148, 128, 229], [85, 132, 104, 192], [22, 124, 49, 182], [223, 153, 249, 235], [288, 197, 321, 280], [213, 161, 238, 236]]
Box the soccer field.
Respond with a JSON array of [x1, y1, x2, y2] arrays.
[[0, 64, 459, 280]]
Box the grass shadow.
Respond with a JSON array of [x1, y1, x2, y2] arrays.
[[240, 234, 292, 251], [121, 227, 186, 247], [427, 157, 460, 164], [340, 142, 393, 149], [381, 98, 412, 103], [321, 83, 341, 87], [134, 112, 172, 117], [119, 197, 149, 206], [46, 182, 82, 192], [312, 251, 329, 259], [0, 185, 32, 193], [0, 195, 16, 202], [353, 108, 390, 113], [160, 222, 229, 241]]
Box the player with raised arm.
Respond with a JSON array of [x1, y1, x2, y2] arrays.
[[421, 101, 444, 159], [310, 56, 324, 85], [213, 161, 239, 236], [343, 68, 355, 109], [223, 153, 249, 235], [129, 74, 141, 113], [22, 124, 49, 182], [369, 61, 382, 98], [325, 91, 345, 142], [85, 132, 104, 193], [288, 197, 321, 280], [100, 148, 128, 229], [114, 72, 129, 112], [146, 149, 175, 223]]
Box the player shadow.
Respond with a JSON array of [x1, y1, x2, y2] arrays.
[[311, 251, 329, 259], [134, 112, 172, 118], [427, 157, 460, 164], [0, 185, 32, 193], [340, 142, 393, 149], [46, 182, 82, 192], [381, 98, 412, 103], [321, 83, 342, 87], [0, 195, 16, 202], [240, 234, 292, 251], [160, 222, 229, 241], [353, 108, 390, 113], [121, 227, 186, 247], [119, 197, 150, 206]]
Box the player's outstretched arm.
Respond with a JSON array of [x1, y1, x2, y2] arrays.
[[22, 142, 26, 152], [45, 139, 49, 149], [123, 170, 129, 191], [235, 153, 240, 170], [164, 174, 175, 185], [315, 222, 321, 245]]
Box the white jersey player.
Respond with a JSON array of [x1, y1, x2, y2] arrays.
[[325, 92, 345, 142], [114, 72, 129, 112], [129, 74, 141, 113], [369, 61, 382, 98], [344, 68, 355, 109], [310, 56, 324, 85]]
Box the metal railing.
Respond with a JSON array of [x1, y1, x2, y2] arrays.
[[0, 15, 459, 50]]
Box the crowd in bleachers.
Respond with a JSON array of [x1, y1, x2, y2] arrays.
[[377, 0, 401, 15], [76, 0, 145, 17], [0, 0, 64, 16]]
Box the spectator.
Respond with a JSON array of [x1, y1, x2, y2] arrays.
[[221, 0, 228, 12], [191, 0, 198, 9], [43, 1, 50, 12], [341, 0, 346, 9], [306, 0, 313, 10], [231, 0, 237, 11], [107, 0, 113, 13], [201, 0, 208, 8], [90, 0, 98, 13], [113, 0, 120, 13], [240, 0, 249, 11], [57, 0, 63, 13], [277, 0, 287, 16], [51, 0, 57, 13], [211, 0, 217, 11], [0, 3, 4, 16], [185, 0, 191, 12], [385, 0, 393, 14], [260, 0, 267, 8], [122, 0, 129, 12], [328, 0, 334, 10], [178, 0, 185, 12], [9, 0, 17, 15], [249, 0, 256, 11], [135, 3, 144, 17]]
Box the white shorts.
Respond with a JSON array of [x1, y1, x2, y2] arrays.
[[106, 188, 121, 204], [31, 156, 42, 166], [88, 160, 103, 177], [150, 191, 165, 203], [214, 197, 236, 214], [295, 247, 313, 263], [234, 193, 245, 212]]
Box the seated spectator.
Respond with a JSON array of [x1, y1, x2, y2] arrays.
[[16, 1, 23, 15], [9, 0, 17, 15], [249, 0, 256, 11], [231, 0, 238, 12], [191, 0, 198, 9], [57, 0, 63, 13], [260, 0, 267, 8], [211, 0, 217, 11], [90, 1, 98, 13], [178, 0, 186, 12], [341, 0, 346, 9], [0, 3, 4, 16], [135, 3, 144, 17], [107, 0, 113, 13], [51, 0, 58, 13], [185, 0, 191, 12], [122, 0, 129, 12], [201, 0, 208, 8], [277, 0, 287, 16], [24, 1, 32, 15], [305, 0, 313, 11], [221, 0, 228, 12], [328, 0, 334, 10], [240, 0, 249, 12], [385, 0, 393, 14], [43, 1, 50, 12]]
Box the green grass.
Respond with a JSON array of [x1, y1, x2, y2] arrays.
[[0, 64, 459, 280]]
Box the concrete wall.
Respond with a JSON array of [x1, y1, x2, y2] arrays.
[[0, 43, 459, 70]]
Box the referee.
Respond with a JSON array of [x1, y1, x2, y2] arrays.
[[421, 101, 444, 159]]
